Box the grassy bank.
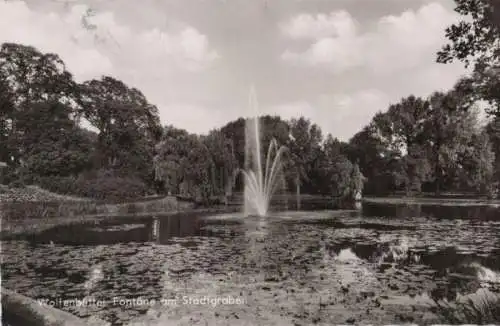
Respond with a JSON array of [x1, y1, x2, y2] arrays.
[[0, 190, 219, 238], [0, 206, 239, 239], [363, 196, 500, 206]]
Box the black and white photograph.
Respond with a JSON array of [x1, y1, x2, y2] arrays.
[[0, 0, 499, 325]]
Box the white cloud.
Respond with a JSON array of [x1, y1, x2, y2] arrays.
[[0, 0, 219, 82], [280, 3, 460, 75], [279, 2, 471, 140], [280, 10, 357, 40], [269, 89, 390, 141]]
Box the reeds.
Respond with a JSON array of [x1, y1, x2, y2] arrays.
[[434, 292, 500, 324]]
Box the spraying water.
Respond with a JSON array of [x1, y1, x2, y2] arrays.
[[240, 87, 287, 217]]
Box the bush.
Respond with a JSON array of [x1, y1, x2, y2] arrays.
[[434, 292, 500, 324], [37, 176, 78, 195], [8, 179, 26, 189], [36, 170, 148, 202], [74, 170, 147, 201]]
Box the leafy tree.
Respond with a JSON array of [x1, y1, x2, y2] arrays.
[[318, 134, 359, 199], [330, 156, 354, 200], [486, 116, 500, 182], [0, 43, 79, 107], [286, 116, 323, 198], [461, 130, 496, 196], [424, 89, 479, 194], [154, 126, 215, 201], [385, 96, 432, 194], [0, 43, 80, 170], [437, 0, 500, 115], [0, 76, 14, 166], [349, 110, 412, 195], [179, 135, 214, 202], [77, 76, 162, 181], [202, 129, 237, 196], [15, 101, 93, 178], [220, 117, 246, 173], [154, 125, 191, 194], [350, 162, 366, 199]]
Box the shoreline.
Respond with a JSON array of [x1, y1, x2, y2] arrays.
[[0, 206, 239, 239], [362, 196, 500, 206]]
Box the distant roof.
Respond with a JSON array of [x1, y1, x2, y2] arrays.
[[0, 162, 7, 168]]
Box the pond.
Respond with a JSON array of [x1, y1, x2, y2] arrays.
[[1, 201, 499, 325]]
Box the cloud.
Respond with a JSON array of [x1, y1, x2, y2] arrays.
[[269, 89, 390, 141], [279, 10, 357, 40], [278, 2, 472, 140], [280, 2, 460, 75], [0, 0, 219, 82]]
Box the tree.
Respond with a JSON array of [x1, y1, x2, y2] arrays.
[[0, 43, 80, 170], [202, 129, 237, 197], [486, 116, 500, 182], [0, 75, 14, 167], [154, 126, 215, 201], [15, 101, 93, 178], [286, 117, 323, 208], [349, 122, 395, 195], [220, 117, 246, 174], [424, 89, 480, 194], [350, 162, 366, 199], [0, 43, 79, 107], [154, 125, 191, 194], [437, 0, 500, 115], [330, 156, 354, 200], [77, 76, 162, 181], [384, 96, 432, 194], [461, 130, 496, 196]]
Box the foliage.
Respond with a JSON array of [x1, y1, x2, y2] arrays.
[[1, 41, 499, 200], [285, 116, 323, 193], [349, 86, 491, 196], [438, 0, 500, 115], [202, 129, 238, 196], [74, 169, 148, 201], [461, 130, 496, 195], [15, 101, 93, 177], [434, 294, 500, 324], [154, 126, 214, 201], [0, 43, 80, 169], [77, 76, 162, 180], [36, 171, 148, 201]]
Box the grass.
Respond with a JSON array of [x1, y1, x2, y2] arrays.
[[434, 292, 500, 324], [0, 195, 200, 238], [363, 196, 500, 206]]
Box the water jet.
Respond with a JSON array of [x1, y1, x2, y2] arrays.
[[239, 87, 287, 217]]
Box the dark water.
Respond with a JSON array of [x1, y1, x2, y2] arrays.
[[1, 202, 499, 325]]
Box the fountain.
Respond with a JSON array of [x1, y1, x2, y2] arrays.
[[239, 87, 287, 217]]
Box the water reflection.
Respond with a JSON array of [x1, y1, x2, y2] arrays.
[[363, 202, 500, 220], [1, 203, 499, 325], [151, 217, 159, 242]]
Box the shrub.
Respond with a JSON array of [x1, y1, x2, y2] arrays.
[[434, 292, 500, 324], [74, 170, 147, 201], [8, 179, 26, 189], [36, 170, 148, 202], [37, 176, 78, 195]]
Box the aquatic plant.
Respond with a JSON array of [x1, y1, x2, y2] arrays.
[[434, 292, 500, 324]]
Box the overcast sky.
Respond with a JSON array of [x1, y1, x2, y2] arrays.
[[0, 0, 469, 140]]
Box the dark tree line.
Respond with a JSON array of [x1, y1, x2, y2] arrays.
[[347, 88, 497, 197], [2, 0, 500, 204]]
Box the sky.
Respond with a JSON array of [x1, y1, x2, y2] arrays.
[[0, 0, 470, 140]]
